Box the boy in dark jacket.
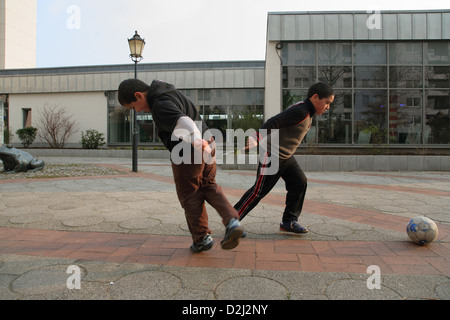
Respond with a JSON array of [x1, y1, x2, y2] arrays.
[[234, 82, 334, 234], [118, 79, 243, 252]]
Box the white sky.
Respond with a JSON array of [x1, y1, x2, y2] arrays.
[[36, 0, 450, 68]]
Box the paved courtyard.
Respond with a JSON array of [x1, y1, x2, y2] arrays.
[[0, 156, 449, 302]]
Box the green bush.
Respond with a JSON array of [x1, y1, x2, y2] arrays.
[[16, 127, 38, 148], [81, 129, 106, 149]]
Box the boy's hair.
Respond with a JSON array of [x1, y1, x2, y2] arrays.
[[307, 82, 334, 100], [118, 79, 150, 105]]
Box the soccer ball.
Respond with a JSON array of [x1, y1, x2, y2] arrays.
[[406, 216, 438, 245]]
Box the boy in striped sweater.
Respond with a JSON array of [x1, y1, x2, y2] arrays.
[[234, 82, 334, 234]]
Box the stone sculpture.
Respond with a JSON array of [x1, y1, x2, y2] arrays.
[[0, 144, 45, 173]]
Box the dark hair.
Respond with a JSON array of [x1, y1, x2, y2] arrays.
[[118, 79, 150, 105], [307, 82, 334, 99]]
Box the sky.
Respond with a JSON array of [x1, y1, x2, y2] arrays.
[[36, 0, 450, 68]]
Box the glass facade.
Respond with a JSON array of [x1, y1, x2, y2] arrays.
[[282, 41, 450, 145], [107, 88, 264, 145]]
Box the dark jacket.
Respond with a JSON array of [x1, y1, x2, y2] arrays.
[[146, 80, 208, 151]]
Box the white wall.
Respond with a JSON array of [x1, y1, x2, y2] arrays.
[[1, 0, 37, 69], [8, 92, 108, 147], [264, 41, 282, 120]]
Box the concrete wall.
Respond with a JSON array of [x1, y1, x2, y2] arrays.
[[220, 154, 450, 171], [16, 148, 450, 171], [8, 92, 108, 147], [264, 41, 282, 120]]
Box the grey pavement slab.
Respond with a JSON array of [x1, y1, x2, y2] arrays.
[[0, 156, 449, 303]]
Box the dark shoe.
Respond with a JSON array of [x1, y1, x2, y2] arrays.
[[242, 231, 247, 238], [280, 221, 309, 234], [221, 218, 244, 250], [190, 234, 215, 253]]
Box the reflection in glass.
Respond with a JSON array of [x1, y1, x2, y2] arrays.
[[318, 43, 352, 65], [389, 42, 422, 65], [279, 41, 450, 146], [136, 113, 156, 143], [318, 66, 352, 88], [354, 67, 387, 88], [426, 66, 450, 88], [231, 105, 263, 132], [389, 90, 422, 144], [317, 90, 352, 144], [282, 43, 316, 65], [282, 90, 308, 110], [282, 66, 316, 88], [107, 89, 264, 145], [203, 105, 228, 141], [390, 67, 422, 88], [108, 106, 131, 143], [354, 90, 388, 144], [354, 43, 387, 64], [425, 90, 450, 144], [426, 42, 450, 65]]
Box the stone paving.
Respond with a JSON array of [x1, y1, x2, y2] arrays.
[[0, 156, 449, 301]]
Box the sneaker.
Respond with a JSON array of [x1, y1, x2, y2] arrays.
[[221, 218, 244, 250], [190, 234, 215, 253], [280, 221, 309, 234]]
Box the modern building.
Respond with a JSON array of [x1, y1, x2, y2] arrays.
[[0, 0, 37, 69], [0, 10, 449, 153], [266, 10, 450, 151], [0, 62, 265, 147]]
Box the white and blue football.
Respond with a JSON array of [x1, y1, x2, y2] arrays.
[[406, 216, 438, 245]]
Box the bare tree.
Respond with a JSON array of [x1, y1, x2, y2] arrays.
[[37, 105, 79, 148]]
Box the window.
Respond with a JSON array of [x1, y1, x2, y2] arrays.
[[354, 90, 388, 144], [389, 90, 423, 144], [318, 43, 352, 65], [426, 42, 450, 65], [389, 42, 423, 65], [390, 66, 423, 88], [282, 43, 316, 65], [22, 109, 32, 128], [354, 43, 387, 64], [425, 90, 450, 144], [282, 66, 316, 88], [317, 90, 352, 144], [354, 67, 387, 88], [281, 41, 450, 146], [318, 66, 352, 88], [426, 66, 450, 88]]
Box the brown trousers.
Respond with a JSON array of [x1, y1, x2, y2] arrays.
[[171, 154, 238, 243]]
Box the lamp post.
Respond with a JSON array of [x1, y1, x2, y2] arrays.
[[128, 30, 145, 173]]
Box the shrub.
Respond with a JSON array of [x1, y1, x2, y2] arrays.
[[37, 105, 78, 149], [81, 129, 106, 149], [16, 127, 38, 148]]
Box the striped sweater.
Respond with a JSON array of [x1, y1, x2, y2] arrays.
[[259, 99, 315, 160]]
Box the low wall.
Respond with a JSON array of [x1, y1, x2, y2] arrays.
[[27, 148, 171, 160], [220, 154, 450, 171], [21, 149, 450, 171]]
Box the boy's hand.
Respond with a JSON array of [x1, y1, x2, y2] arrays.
[[246, 136, 258, 150], [193, 138, 214, 163]]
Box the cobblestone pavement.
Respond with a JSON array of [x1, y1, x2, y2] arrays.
[[0, 156, 448, 303]]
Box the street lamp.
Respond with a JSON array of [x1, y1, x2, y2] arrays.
[[128, 30, 145, 173]]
